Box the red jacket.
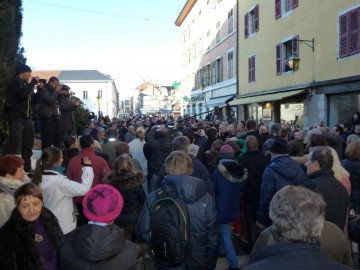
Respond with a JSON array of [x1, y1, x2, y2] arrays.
[[66, 147, 111, 203]]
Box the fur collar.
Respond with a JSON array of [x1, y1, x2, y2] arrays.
[[218, 161, 248, 184]]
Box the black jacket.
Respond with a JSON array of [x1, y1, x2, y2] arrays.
[[135, 175, 219, 270], [5, 77, 38, 119], [59, 93, 77, 132], [38, 83, 61, 119], [296, 169, 350, 230], [102, 171, 146, 226], [61, 224, 145, 270], [244, 242, 352, 270], [0, 207, 64, 270]]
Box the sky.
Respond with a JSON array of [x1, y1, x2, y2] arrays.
[[21, 0, 186, 99]]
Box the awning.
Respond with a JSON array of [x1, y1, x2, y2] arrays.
[[206, 95, 234, 107], [229, 89, 305, 106]]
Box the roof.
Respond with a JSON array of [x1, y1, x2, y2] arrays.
[[32, 70, 112, 81], [175, 0, 197, 27], [58, 70, 112, 81]]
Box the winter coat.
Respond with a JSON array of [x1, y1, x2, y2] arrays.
[[0, 207, 64, 270], [38, 83, 61, 119], [101, 140, 118, 169], [341, 159, 360, 191], [0, 177, 24, 227], [256, 155, 305, 225], [135, 175, 219, 270], [129, 138, 148, 176], [62, 147, 80, 172], [244, 242, 352, 270], [5, 77, 38, 119], [66, 147, 111, 204], [40, 167, 94, 234], [59, 93, 77, 133], [102, 171, 146, 226], [61, 224, 145, 270], [296, 169, 350, 230], [157, 154, 214, 194], [212, 160, 248, 224], [251, 222, 353, 267], [237, 151, 270, 210]]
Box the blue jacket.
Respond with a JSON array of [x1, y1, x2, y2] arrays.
[[135, 175, 219, 270], [212, 160, 247, 224], [256, 155, 305, 225]]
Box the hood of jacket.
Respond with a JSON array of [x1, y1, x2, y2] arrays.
[[268, 155, 304, 179], [218, 160, 248, 184], [162, 175, 208, 204], [102, 171, 143, 190], [73, 224, 125, 262], [0, 177, 24, 195]]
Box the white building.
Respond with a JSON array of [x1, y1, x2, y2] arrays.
[[32, 70, 119, 118]]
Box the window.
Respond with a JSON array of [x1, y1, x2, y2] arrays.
[[248, 55, 256, 82], [206, 64, 211, 86], [216, 21, 221, 44], [227, 50, 234, 79], [215, 57, 223, 83], [245, 5, 259, 38], [83, 91, 88, 100], [275, 0, 298, 19], [339, 7, 360, 58], [276, 36, 299, 75], [97, 90, 102, 98], [228, 9, 234, 34]]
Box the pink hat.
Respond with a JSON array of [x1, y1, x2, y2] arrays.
[[82, 184, 124, 223], [220, 144, 235, 159]]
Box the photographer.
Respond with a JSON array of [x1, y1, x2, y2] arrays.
[[59, 84, 81, 141]]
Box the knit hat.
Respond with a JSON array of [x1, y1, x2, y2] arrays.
[[82, 184, 124, 224], [269, 138, 288, 154], [115, 142, 129, 156], [16, 63, 32, 75], [220, 144, 235, 159]]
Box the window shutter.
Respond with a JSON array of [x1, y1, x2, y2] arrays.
[[292, 0, 299, 9], [255, 4, 259, 32], [245, 13, 249, 38], [276, 44, 282, 75], [292, 35, 299, 57], [275, 0, 281, 19], [252, 56, 256, 82], [339, 14, 348, 58], [248, 57, 252, 82], [211, 62, 215, 85], [220, 57, 223, 82], [349, 9, 359, 56]]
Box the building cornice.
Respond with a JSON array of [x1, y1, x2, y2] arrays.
[[175, 0, 196, 27]]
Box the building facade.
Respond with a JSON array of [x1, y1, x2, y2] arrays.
[[175, 0, 237, 120], [230, 0, 360, 129]]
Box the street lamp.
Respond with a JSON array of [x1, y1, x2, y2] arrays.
[[96, 95, 102, 118], [288, 38, 315, 71]]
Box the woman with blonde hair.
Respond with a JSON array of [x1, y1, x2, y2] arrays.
[[328, 147, 351, 195], [102, 153, 145, 240]]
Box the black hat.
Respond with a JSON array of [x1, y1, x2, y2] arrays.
[[269, 138, 288, 154], [16, 63, 32, 75], [61, 84, 70, 91]]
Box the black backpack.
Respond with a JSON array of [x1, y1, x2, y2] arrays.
[[150, 188, 191, 266]]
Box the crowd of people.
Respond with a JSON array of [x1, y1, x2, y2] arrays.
[[0, 63, 359, 269]]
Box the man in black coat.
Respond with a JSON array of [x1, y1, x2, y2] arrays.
[[297, 146, 350, 230], [237, 135, 270, 248], [3, 63, 39, 172]]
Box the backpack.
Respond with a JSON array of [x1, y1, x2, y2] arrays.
[[150, 188, 191, 266]]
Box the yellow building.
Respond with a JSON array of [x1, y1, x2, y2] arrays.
[[231, 0, 360, 129]]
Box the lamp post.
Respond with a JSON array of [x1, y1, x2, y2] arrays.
[[288, 38, 315, 72], [96, 95, 102, 118]]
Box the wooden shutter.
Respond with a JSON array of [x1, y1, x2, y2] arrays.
[[220, 57, 223, 82], [349, 9, 359, 56], [339, 14, 348, 58], [275, 0, 281, 19], [276, 44, 282, 75], [255, 4, 259, 32], [292, 0, 299, 9], [292, 35, 299, 57], [245, 13, 249, 38], [252, 56, 256, 82], [248, 57, 252, 82], [211, 62, 215, 85]]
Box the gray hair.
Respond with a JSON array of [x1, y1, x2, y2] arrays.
[[269, 185, 325, 244], [309, 146, 333, 170], [172, 136, 190, 153], [347, 134, 360, 145]]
